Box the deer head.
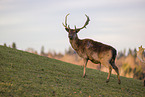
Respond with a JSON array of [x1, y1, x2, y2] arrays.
[[62, 14, 90, 40], [139, 45, 145, 51]]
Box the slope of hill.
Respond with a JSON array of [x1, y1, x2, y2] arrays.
[[0, 45, 144, 97]]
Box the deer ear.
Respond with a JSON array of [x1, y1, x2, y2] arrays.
[[65, 28, 69, 32], [139, 45, 142, 49], [74, 25, 78, 33], [76, 29, 80, 33]]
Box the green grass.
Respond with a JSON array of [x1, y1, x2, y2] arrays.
[[0, 45, 145, 97]]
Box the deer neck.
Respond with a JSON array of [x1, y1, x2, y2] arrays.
[[69, 34, 80, 50]]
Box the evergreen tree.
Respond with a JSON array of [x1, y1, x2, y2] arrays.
[[41, 46, 45, 55], [133, 48, 137, 58], [123, 49, 126, 56], [65, 47, 75, 55], [128, 48, 132, 56], [4, 43, 7, 47], [12, 42, 16, 49]]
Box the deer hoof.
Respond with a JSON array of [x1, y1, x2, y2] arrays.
[[106, 79, 109, 83], [118, 80, 121, 84], [82, 74, 87, 78]]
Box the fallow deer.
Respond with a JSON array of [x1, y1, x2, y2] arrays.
[[137, 45, 145, 86], [62, 14, 121, 84], [137, 45, 145, 63]]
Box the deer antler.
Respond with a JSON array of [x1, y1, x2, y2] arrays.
[[78, 14, 90, 30], [62, 13, 70, 28], [62, 14, 90, 30]]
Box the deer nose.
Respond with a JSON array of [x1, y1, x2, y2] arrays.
[[69, 35, 73, 39]]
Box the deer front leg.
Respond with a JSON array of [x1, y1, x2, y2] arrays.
[[83, 59, 88, 78], [101, 61, 113, 83]]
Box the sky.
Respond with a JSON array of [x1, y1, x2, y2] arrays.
[[0, 0, 145, 54]]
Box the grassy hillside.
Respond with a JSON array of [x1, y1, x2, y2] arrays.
[[0, 45, 144, 97]]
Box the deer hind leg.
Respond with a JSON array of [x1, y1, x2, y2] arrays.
[[106, 66, 112, 83], [83, 59, 88, 78], [111, 63, 121, 84]]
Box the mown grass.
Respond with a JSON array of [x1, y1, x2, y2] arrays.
[[0, 45, 145, 97]]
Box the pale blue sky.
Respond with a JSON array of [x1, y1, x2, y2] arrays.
[[0, 0, 145, 54]]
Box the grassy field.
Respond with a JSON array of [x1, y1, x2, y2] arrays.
[[0, 45, 145, 97]]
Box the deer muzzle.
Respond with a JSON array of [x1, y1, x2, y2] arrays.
[[68, 35, 73, 40]]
